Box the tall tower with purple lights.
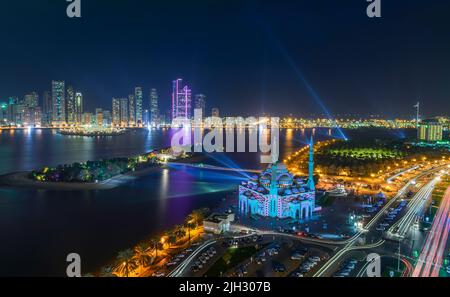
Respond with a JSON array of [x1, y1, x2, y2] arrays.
[[171, 79, 192, 121]]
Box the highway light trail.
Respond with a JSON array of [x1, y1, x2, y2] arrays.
[[386, 166, 420, 183], [314, 181, 411, 277], [412, 186, 450, 277], [168, 240, 217, 277], [388, 178, 439, 239], [314, 165, 448, 277]]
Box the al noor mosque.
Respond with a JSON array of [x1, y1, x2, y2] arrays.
[[238, 137, 317, 221]]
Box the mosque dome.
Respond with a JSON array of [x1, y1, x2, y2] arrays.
[[278, 174, 292, 186]]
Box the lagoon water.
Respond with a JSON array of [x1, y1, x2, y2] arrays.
[[0, 128, 414, 276]]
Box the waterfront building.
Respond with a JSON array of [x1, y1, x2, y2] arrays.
[[128, 94, 135, 126], [120, 97, 129, 127], [195, 94, 206, 117], [52, 80, 66, 125], [238, 137, 316, 221], [95, 108, 103, 127], [14, 100, 26, 126], [150, 88, 159, 126], [112, 97, 120, 126], [6, 96, 18, 125], [0, 102, 8, 125], [135, 87, 143, 126], [24, 92, 39, 108], [211, 107, 220, 117], [171, 79, 192, 121], [143, 109, 150, 127], [418, 119, 443, 142], [42, 91, 52, 126], [66, 86, 76, 125], [102, 110, 112, 126], [82, 112, 93, 126], [23, 107, 42, 127], [75, 92, 83, 124]]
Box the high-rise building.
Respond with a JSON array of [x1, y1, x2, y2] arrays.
[[0, 102, 8, 125], [195, 94, 206, 116], [14, 99, 26, 126], [52, 80, 66, 125], [102, 110, 112, 126], [112, 97, 120, 126], [212, 107, 220, 117], [150, 88, 159, 126], [23, 107, 42, 127], [120, 97, 129, 127], [66, 86, 76, 124], [172, 79, 192, 120], [135, 87, 143, 126], [418, 119, 443, 142], [42, 91, 52, 126], [143, 109, 150, 127], [75, 92, 83, 124], [7, 96, 18, 124], [24, 92, 39, 108], [128, 94, 135, 126], [82, 112, 93, 126], [95, 108, 103, 126]]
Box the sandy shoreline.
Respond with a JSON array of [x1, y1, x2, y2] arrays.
[[0, 166, 164, 191], [0, 153, 208, 191]]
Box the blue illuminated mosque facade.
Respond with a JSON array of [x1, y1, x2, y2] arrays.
[[238, 137, 316, 221]]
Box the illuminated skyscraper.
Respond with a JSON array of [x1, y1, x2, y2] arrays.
[[102, 110, 111, 126], [95, 108, 103, 127], [24, 92, 39, 108], [195, 94, 206, 117], [112, 97, 120, 126], [418, 119, 443, 142], [120, 97, 129, 127], [82, 112, 93, 125], [42, 91, 52, 125], [150, 88, 159, 126], [172, 79, 192, 120], [128, 94, 135, 126], [0, 102, 7, 125], [135, 87, 143, 125], [52, 80, 66, 125], [66, 86, 75, 124], [75, 92, 83, 124]]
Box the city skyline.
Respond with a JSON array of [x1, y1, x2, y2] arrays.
[[1, 1, 450, 118]]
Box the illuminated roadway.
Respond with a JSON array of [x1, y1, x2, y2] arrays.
[[412, 186, 450, 277], [314, 165, 448, 277], [387, 177, 440, 239]]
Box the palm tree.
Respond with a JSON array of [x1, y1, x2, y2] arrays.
[[99, 266, 115, 277], [149, 238, 159, 259], [175, 225, 186, 240], [114, 249, 137, 277], [133, 242, 152, 268], [168, 232, 177, 248], [184, 218, 195, 245]]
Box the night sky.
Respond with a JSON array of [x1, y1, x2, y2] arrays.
[[0, 0, 449, 118]]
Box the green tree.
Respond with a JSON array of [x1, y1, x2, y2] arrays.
[[133, 242, 152, 268], [114, 249, 137, 277]]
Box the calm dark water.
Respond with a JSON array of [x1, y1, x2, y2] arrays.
[[0, 128, 414, 276]]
